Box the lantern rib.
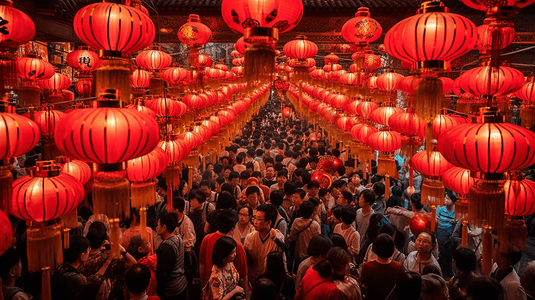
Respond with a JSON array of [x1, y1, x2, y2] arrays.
[[50, 178, 63, 220], [88, 6, 105, 51]]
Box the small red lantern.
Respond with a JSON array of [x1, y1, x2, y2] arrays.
[[410, 213, 434, 235], [458, 65, 525, 97], [369, 106, 404, 127], [367, 130, 402, 153], [311, 170, 333, 189], [389, 110, 426, 139], [376, 71, 404, 93], [460, 0, 535, 11], [356, 101, 378, 119], [178, 14, 212, 48], [34, 108, 66, 137], [162, 67, 189, 85], [135, 45, 173, 72], [0, 106, 39, 160], [283, 35, 318, 60], [60, 158, 92, 185], [75, 79, 93, 96], [504, 172, 535, 217], [38, 73, 71, 92], [282, 106, 292, 117], [475, 18, 515, 54], [17, 55, 55, 83], [341, 7, 382, 45], [74, 2, 155, 55], [66, 46, 100, 72], [131, 69, 151, 88]]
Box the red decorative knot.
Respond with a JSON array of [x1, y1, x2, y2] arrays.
[[385, 1, 477, 71], [66, 47, 100, 72], [341, 7, 382, 45], [127, 147, 169, 182], [135, 45, 173, 71], [411, 150, 452, 177], [367, 130, 402, 152], [438, 109, 535, 173], [131, 69, 151, 88], [284, 35, 318, 60], [74, 2, 155, 54], [38, 73, 71, 91], [10, 161, 84, 222], [178, 14, 212, 48], [17, 55, 55, 83], [0, 4, 35, 49], [54, 89, 160, 164], [221, 0, 303, 34], [457, 65, 525, 97]]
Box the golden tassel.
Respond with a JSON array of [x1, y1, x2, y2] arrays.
[[468, 179, 505, 230], [521, 105, 535, 129], [481, 227, 493, 275], [385, 175, 390, 200], [41, 267, 51, 300], [414, 76, 443, 122], [244, 44, 275, 84], [461, 220, 468, 248], [17, 86, 41, 108], [377, 156, 397, 180], [93, 170, 131, 220], [167, 185, 174, 212], [455, 195, 470, 221], [61, 210, 78, 249], [131, 181, 156, 208], [421, 178, 445, 208], [188, 168, 193, 190], [498, 217, 527, 253], [27, 224, 63, 273], [140, 207, 148, 241], [94, 57, 132, 105], [363, 160, 367, 180], [430, 206, 437, 233], [109, 218, 121, 258], [0, 165, 13, 211], [165, 164, 182, 189], [424, 122, 433, 155]]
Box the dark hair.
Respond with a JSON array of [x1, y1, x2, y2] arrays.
[[127, 235, 149, 260], [379, 223, 406, 251], [216, 191, 236, 210], [250, 277, 277, 300], [124, 264, 151, 294], [332, 180, 347, 189], [453, 247, 477, 273], [331, 205, 343, 221], [392, 185, 403, 197], [235, 155, 244, 164], [314, 247, 351, 279], [200, 180, 211, 188], [212, 236, 237, 268], [308, 197, 320, 208], [188, 189, 206, 204], [88, 221, 107, 238], [340, 205, 356, 225], [422, 265, 442, 276], [292, 188, 306, 200], [283, 181, 295, 196], [360, 189, 375, 205], [216, 210, 238, 234], [256, 204, 278, 228], [411, 193, 423, 210], [329, 233, 348, 250], [395, 272, 422, 300], [307, 235, 333, 257], [307, 180, 320, 189], [300, 200, 315, 219], [221, 183, 234, 194], [340, 191, 353, 205], [172, 196, 186, 212], [0, 248, 20, 279], [466, 276, 504, 300], [238, 205, 253, 217], [158, 211, 178, 233], [421, 273, 448, 300], [246, 186, 260, 196], [228, 171, 240, 181], [373, 233, 395, 258], [300, 171, 311, 184], [216, 176, 226, 185], [417, 231, 437, 248], [445, 189, 457, 203], [373, 182, 385, 196], [263, 251, 286, 293], [240, 170, 250, 179], [64, 235, 90, 263], [270, 190, 284, 206], [252, 171, 262, 179], [276, 170, 288, 179], [319, 188, 330, 198], [86, 228, 107, 249]]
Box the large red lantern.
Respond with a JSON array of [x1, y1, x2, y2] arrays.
[[0, 108, 39, 160], [135, 45, 173, 72], [384, 1, 477, 72], [341, 7, 382, 45], [411, 149, 451, 214], [389, 110, 426, 138], [515, 78, 535, 102], [368, 130, 402, 153], [0, 4, 35, 48], [66, 46, 100, 72], [458, 65, 525, 97], [283, 35, 318, 60], [127, 147, 169, 208], [73, 2, 155, 55], [178, 14, 212, 48]]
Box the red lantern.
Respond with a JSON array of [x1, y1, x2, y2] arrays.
[[476, 18, 515, 54], [389, 110, 426, 138], [311, 170, 333, 189], [162, 67, 189, 85], [283, 35, 318, 59], [17, 55, 55, 83], [10, 162, 84, 223], [432, 113, 467, 139], [234, 37, 250, 55], [34, 109, 66, 137], [158, 135, 189, 163], [369, 106, 404, 127], [385, 1, 476, 72], [178, 14, 212, 48], [367, 130, 402, 152], [66, 46, 100, 72], [515, 78, 535, 102], [135, 45, 173, 71], [460, 0, 535, 11], [147, 97, 185, 117], [411, 150, 451, 177], [131, 69, 151, 88], [127, 147, 169, 183], [0, 4, 35, 49], [192, 53, 212, 68], [0, 210, 12, 256], [75, 79, 93, 96], [459, 65, 525, 97], [74, 2, 155, 54], [282, 107, 292, 117], [60, 159, 92, 185], [341, 7, 382, 45], [356, 101, 378, 119], [443, 167, 474, 197], [54, 90, 160, 165], [376, 71, 404, 93], [410, 213, 434, 235], [38, 73, 71, 92], [0, 109, 39, 160], [504, 172, 535, 216], [179, 130, 203, 149]]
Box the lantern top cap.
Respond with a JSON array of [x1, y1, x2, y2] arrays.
[[294, 35, 308, 40], [418, 1, 448, 13], [355, 7, 370, 16], [55, 156, 71, 164], [479, 106, 505, 123], [146, 44, 162, 51], [507, 170, 525, 181], [187, 14, 201, 22], [32, 160, 60, 177], [95, 89, 122, 108]]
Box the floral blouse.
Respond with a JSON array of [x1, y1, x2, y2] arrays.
[[209, 262, 240, 300]]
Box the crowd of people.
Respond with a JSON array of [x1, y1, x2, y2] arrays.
[[2, 96, 535, 300]]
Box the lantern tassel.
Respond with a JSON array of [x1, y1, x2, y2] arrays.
[[455, 195, 470, 221], [461, 220, 468, 248], [244, 44, 275, 84], [0, 165, 13, 211], [95, 58, 132, 105], [385, 175, 390, 201], [110, 218, 121, 258], [93, 170, 131, 220], [468, 179, 505, 230], [61, 209, 78, 249], [27, 224, 63, 273], [481, 227, 493, 275], [498, 218, 527, 253], [424, 122, 433, 154], [131, 181, 156, 208], [415, 76, 443, 122], [377, 156, 397, 180], [430, 206, 437, 233], [521, 105, 535, 129], [421, 178, 445, 208], [41, 267, 51, 300], [140, 207, 148, 240]]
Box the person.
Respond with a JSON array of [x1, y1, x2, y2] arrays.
[[243, 204, 286, 285], [263, 166, 277, 188], [448, 247, 477, 300], [232, 205, 255, 244], [404, 231, 441, 275], [288, 200, 321, 273], [361, 234, 405, 300], [436, 190, 457, 278], [288, 188, 306, 227], [124, 264, 161, 300], [127, 234, 157, 296], [269, 170, 288, 193], [260, 251, 296, 300], [294, 247, 343, 300], [172, 196, 196, 252], [295, 235, 333, 291], [205, 237, 245, 300], [187, 189, 215, 255], [328, 248, 362, 300], [521, 261, 535, 300], [421, 273, 449, 300], [244, 186, 261, 210], [0, 248, 32, 300], [250, 277, 277, 300], [386, 185, 403, 208], [333, 206, 360, 262], [466, 276, 504, 300], [362, 223, 406, 265], [356, 190, 375, 246], [492, 248, 526, 300], [371, 182, 386, 214], [122, 208, 158, 253], [155, 211, 187, 300], [394, 272, 422, 300]]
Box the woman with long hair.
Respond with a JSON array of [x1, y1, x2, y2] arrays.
[[260, 251, 295, 300], [205, 236, 245, 300]]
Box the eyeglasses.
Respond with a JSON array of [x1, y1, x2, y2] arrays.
[[252, 216, 265, 222]]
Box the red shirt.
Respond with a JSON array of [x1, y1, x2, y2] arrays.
[[199, 232, 248, 286], [295, 267, 342, 300], [361, 260, 405, 300]]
